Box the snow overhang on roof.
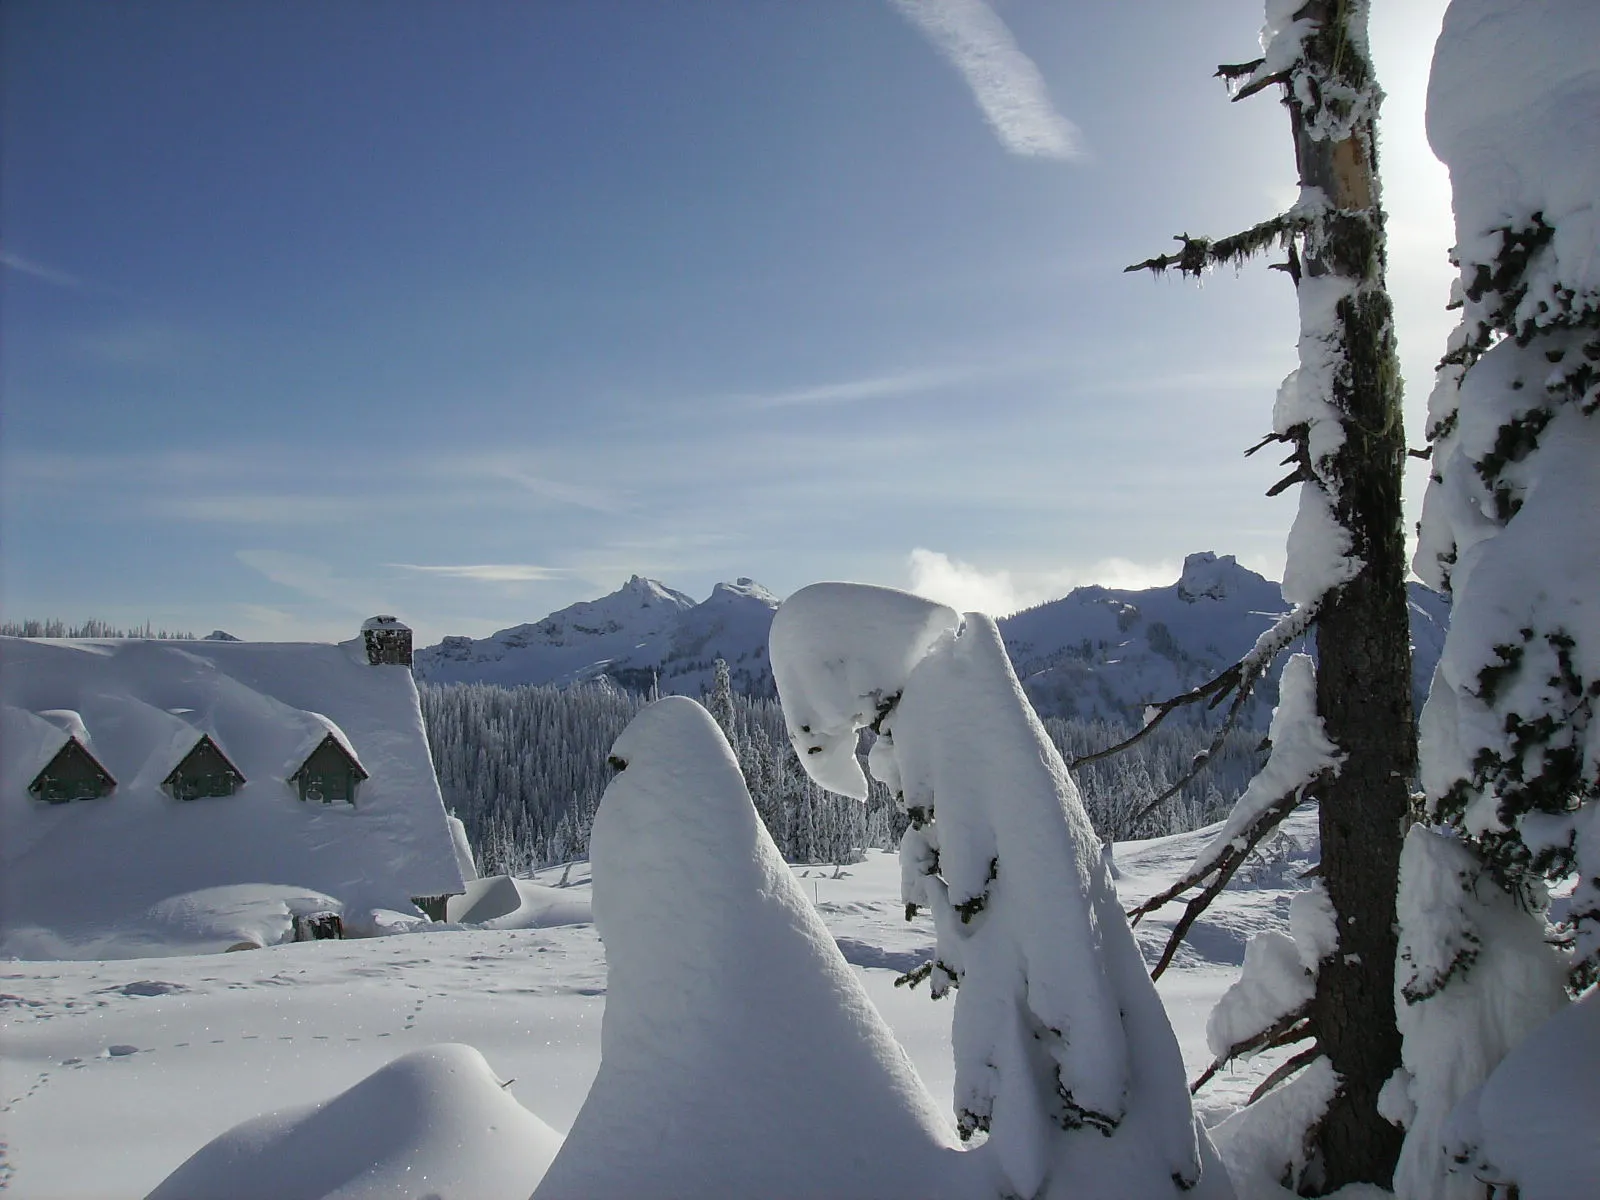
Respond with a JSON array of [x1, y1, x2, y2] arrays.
[[1, 706, 73, 790]]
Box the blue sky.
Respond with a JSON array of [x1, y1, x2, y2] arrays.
[[2, 0, 1453, 643]]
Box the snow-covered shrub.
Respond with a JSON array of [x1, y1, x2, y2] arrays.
[[533, 696, 972, 1199], [772, 584, 1232, 1200]]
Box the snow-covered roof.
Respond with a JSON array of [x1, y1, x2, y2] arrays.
[[361, 614, 410, 632], [2, 705, 75, 792], [0, 636, 464, 953]]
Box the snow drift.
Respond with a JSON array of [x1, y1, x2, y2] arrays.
[[445, 874, 591, 929], [145, 1043, 563, 1200], [534, 695, 973, 1199]]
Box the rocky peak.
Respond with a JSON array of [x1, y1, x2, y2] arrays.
[[1176, 552, 1253, 602]]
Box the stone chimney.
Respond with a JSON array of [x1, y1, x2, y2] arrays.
[[361, 615, 412, 667]]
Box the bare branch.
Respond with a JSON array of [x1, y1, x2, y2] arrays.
[[1148, 863, 1236, 980], [1188, 1059, 1223, 1096], [1244, 430, 1287, 458], [1247, 1046, 1323, 1104], [1131, 787, 1306, 939], [1066, 664, 1243, 770], [1231, 70, 1292, 102], [1215, 58, 1266, 82], [1266, 468, 1309, 498], [1190, 1000, 1315, 1094], [1072, 603, 1319, 835]]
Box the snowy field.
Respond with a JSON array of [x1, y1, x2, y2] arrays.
[[0, 810, 1314, 1198]]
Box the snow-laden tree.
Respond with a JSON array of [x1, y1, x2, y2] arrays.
[[1412, 0, 1600, 987], [771, 583, 1233, 1200], [533, 696, 972, 1200], [1395, 1, 1600, 1195], [705, 656, 738, 741], [1127, 1, 1414, 1187]]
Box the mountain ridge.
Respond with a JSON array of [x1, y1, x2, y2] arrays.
[[413, 553, 1448, 728]]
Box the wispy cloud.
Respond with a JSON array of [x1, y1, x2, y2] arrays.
[[890, 0, 1083, 160], [389, 563, 570, 583], [734, 366, 976, 409], [0, 251, 86, 290]]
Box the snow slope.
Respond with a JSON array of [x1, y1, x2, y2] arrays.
[[412, 556, 1448, 728], [0, 636, 463, 958], [0, 815, 1315, 1199]]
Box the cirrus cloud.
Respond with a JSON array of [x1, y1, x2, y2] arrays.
[[890, 0, 1083, 160], [388, 563, 570, 583]]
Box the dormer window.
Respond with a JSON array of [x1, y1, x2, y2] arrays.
[[163, 735, 245, 801], [28, 737, 116, 804], [289, 733, 368, 806]]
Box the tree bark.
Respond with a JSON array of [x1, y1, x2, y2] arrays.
[[1287, 3, 1413, 1189]]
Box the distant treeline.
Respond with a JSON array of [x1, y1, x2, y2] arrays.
[[419, 669, 1263, 877], [1, 618, 196, 640]]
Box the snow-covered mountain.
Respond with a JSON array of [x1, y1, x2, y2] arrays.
[[1005, 551, 1448, 726], [414, 554, 1448, 729], [414, 575, 780, 698]]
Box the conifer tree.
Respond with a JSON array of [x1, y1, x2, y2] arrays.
[[1393, 2, 1600, 1192], [706, 658, 738, 743], [771, 584, 1233, 1200], [1412, 0, 1600, 992]]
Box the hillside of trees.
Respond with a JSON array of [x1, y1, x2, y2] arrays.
[[419, 667, 1263, 877]]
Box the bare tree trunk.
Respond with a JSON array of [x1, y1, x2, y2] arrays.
[[1288, 4, 1412, 1188], [1124, 3, 1415, 1186]]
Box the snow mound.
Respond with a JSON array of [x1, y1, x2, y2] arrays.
[[3, 882, 350, 960], [445, 875, 591, 928], [145, 1043, 563, 1200], [144, 884, 343, 948], [534, 695, 973, 1199]]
